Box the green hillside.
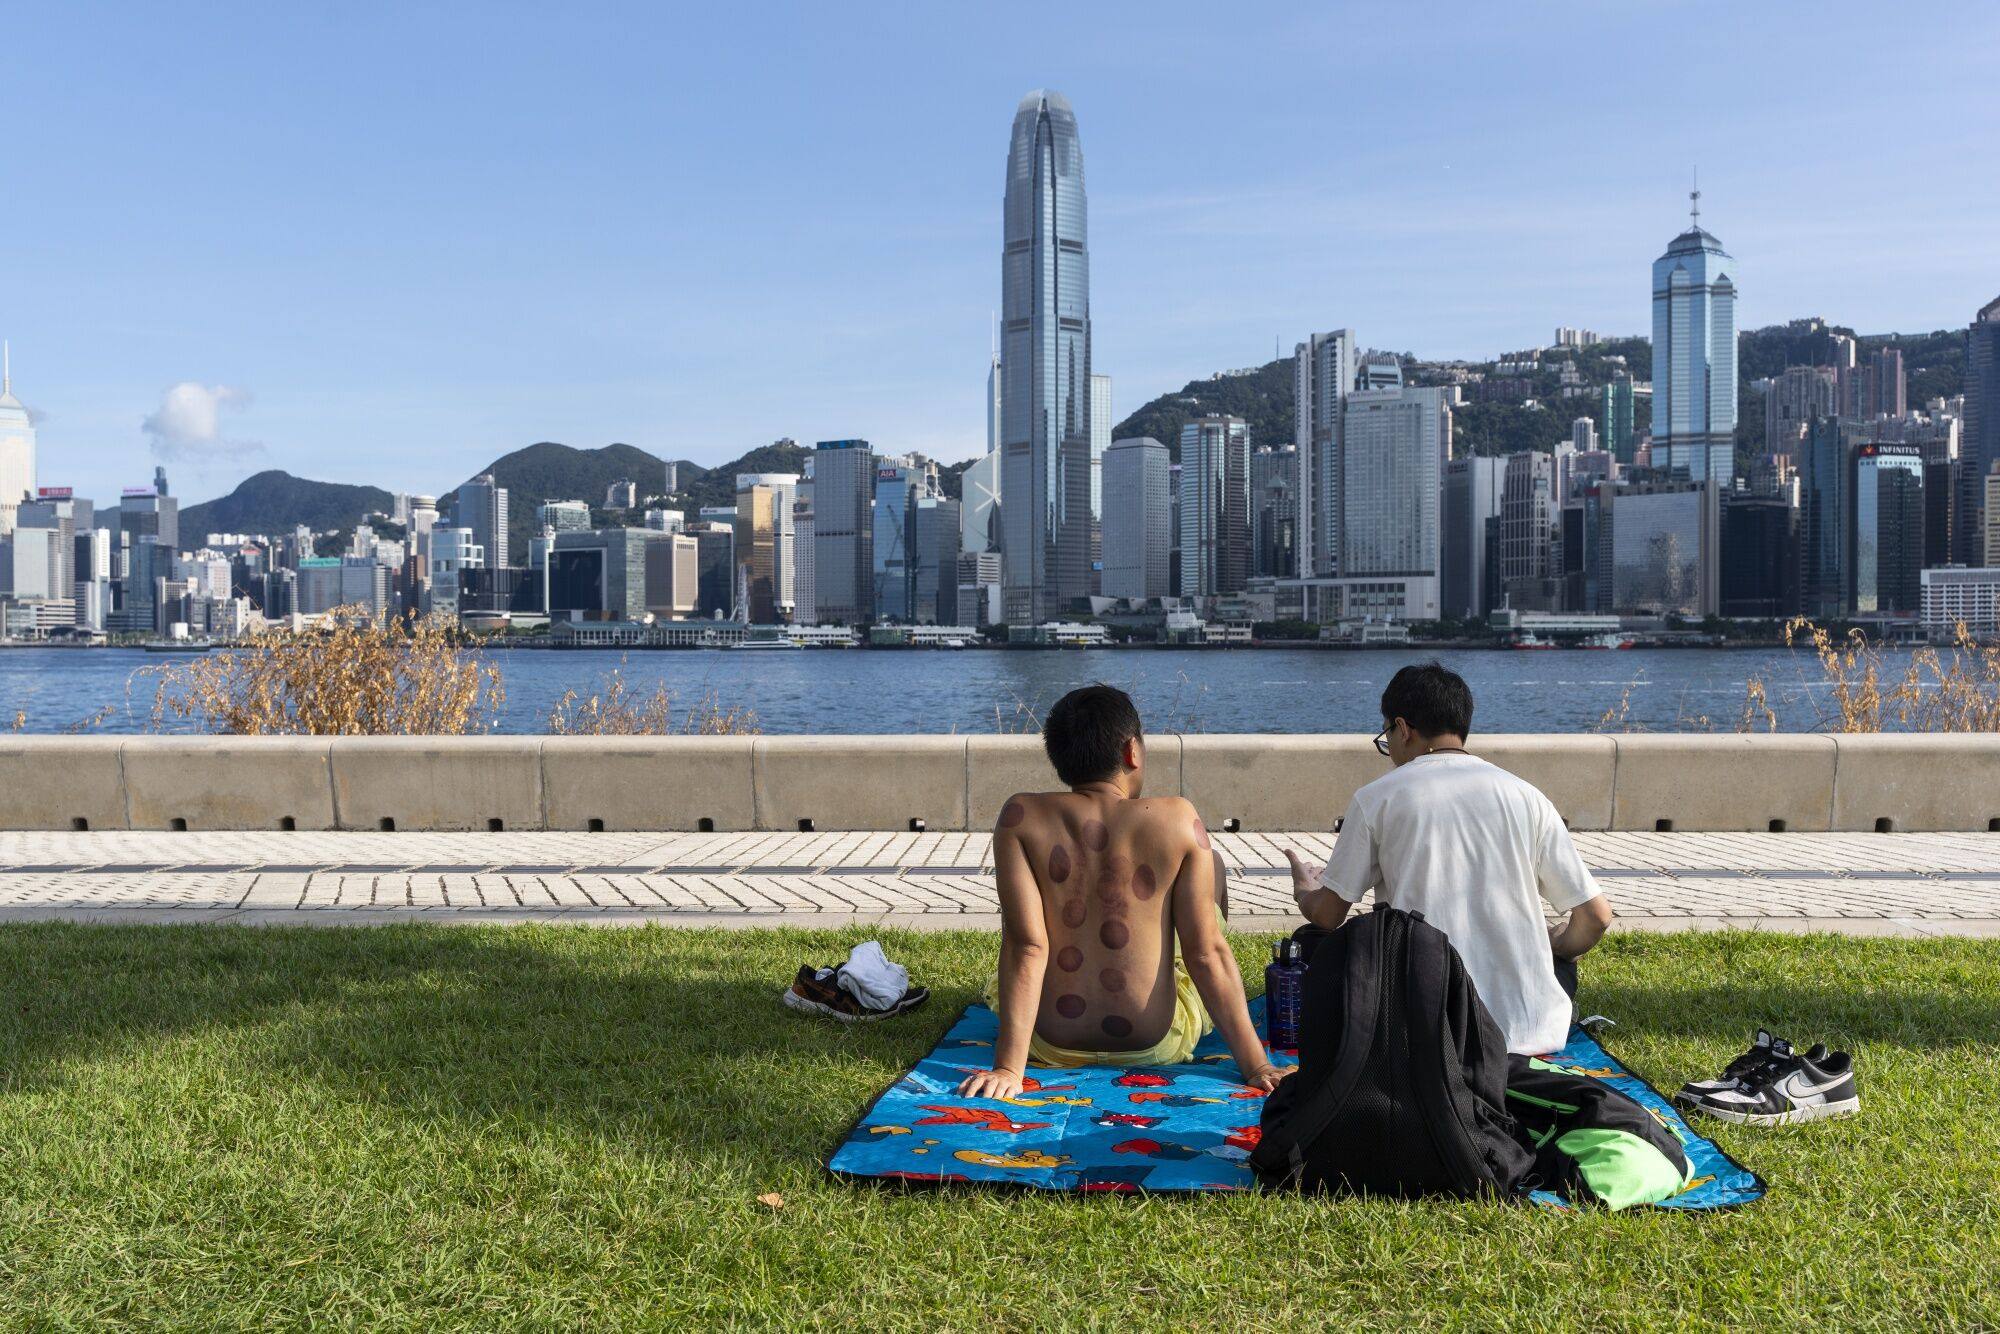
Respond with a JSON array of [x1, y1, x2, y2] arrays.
[[1111, 359, 1294, 461], [179, 470, 395, 542], [452, 441, 672, 556]]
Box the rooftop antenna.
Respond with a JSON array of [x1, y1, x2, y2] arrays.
[[1690, 167, 1701, 227], [2, 340, 9, 396], [990, 311, 998, 362]]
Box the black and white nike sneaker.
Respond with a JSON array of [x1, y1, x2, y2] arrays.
[[1672, 1031, 1829, 1107], [1682, 1048, 1860, 1126]]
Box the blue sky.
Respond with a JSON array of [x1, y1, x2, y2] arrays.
[[5, 2, 1997, 506]]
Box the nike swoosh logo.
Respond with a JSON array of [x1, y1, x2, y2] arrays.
[[1780, 1072, 1849, 1098]]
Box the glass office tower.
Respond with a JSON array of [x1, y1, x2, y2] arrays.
[[1000, 90, 1092, 624], [1651, 202, 1738, 485]]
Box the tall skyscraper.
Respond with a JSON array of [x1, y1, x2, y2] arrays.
[[1000, 89, 1092, 624], [1867, 347, 1907, 419], [1601, 373, 1638, 463], [1850, 444, 1925, 615], [1177, 416, 1251, 600], [1499, 451, 1560, 611], [692, 524, 735, 619], [910, 497, 962, 625], [1250, 444, 1297, 579], [1101, 437, 1171, 600], [812, 440, 874, 624], [1088, 372, 1111, 595], [1651, 194, 1738, 485], [737, 471, 799, 616], [1340, 386, 1451, 589], [960, 450, 1001, 556], [1960, 296, 2000, 565], [1721, 493, 1801, 619], [0, 344, 36, 535], [457, 474, 509, 571], [1986, 469, 2000, 567], [1765, 365, 1840, 454], [1294, 329, 1356, 577], [1608, 481, 1721, 618], [1442, 456, 1504, 621], [1571, 417, 1598, 453], [1799, 416, 1849, 619], [1089, 373, 1112, 520], [872, 456, 935, 622], [792, 492, 817, 627], [733, 482, 784, 624], [987, 339, 1002, 455]]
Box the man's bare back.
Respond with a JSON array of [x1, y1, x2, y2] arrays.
[[954, 683, 1286, 1102], [995, 789, 1211, 1052]]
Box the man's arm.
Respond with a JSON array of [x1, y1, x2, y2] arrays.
[[1550, 894, 1612, 960], [956, 809, 1048, 1100], [1284, 851, 1353, 931], [1284, 795, 1374, 929], [1538, 807, 1612, 960], [1172, 831, 1291, 1093]]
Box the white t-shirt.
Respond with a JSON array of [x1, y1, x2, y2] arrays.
[[1316, 751, 1602, 1056]]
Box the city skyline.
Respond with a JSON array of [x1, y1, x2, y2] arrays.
[[2, 4, 1995, 504]]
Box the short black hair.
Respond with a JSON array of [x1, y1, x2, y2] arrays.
[[1042, 684, 1143, 787], [1381, 662, 1474, 739]]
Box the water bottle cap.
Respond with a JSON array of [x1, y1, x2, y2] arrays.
[[1275, 938, 1301, 963]]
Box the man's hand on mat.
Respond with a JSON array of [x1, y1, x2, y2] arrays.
[[1243, 1062, 1295, 1093], [956, 1067, 1027, 1100], [1283, 849, 1322, 900]]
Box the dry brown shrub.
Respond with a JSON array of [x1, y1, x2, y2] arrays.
[[1737, 677, 1779, 733], [547, 666, 758, 735], [1762, 619, 2000, 733], [147, 606, 503, 735], [1593, 679, 1644, 733]]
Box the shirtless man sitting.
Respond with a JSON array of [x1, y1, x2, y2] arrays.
[[956, 685, 1291, 1101]]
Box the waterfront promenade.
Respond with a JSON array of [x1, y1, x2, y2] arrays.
[[4, 828, 1998, 936]]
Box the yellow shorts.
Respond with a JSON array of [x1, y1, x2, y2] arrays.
[[986, 914, 1219, 1068]]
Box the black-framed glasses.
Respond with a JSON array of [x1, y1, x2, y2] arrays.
[[1372, 728, 1390, 757]]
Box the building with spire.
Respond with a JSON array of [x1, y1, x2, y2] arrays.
[[0, 343, 38, 536], [999, 89, 1092, 624], [1650, 188, 1738, 486]]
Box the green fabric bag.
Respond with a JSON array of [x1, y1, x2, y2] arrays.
[[1507, 1056, 1694, 1210]]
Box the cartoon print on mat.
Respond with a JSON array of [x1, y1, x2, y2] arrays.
[[954, 1148, 1071, 1170], [831, 1000, 1765, 1208], [915, 1106, 1051, 1134]]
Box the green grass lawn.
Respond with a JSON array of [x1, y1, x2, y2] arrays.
[[1, 925, 1997, 1329]]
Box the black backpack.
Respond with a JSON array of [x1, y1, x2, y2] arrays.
[[1251, 907, 1536, 1198]]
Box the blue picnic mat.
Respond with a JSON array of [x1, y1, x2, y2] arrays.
[[830, 999, 1765, 1209]]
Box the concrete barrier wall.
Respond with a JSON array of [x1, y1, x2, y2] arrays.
[[1, 734, 1997, 833]]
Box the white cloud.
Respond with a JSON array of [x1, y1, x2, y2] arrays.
[[141, 382, 263, 463]]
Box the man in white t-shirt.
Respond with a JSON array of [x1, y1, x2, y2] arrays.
[[1284, 662, 1613, 1055]]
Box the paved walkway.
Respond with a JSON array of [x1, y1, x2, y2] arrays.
[[1, 829, 1997, 936]]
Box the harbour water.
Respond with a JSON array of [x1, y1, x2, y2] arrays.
[[0, 645, 1913, 735]]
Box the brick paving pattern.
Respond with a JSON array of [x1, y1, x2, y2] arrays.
[[0, 830, 1996, 936]]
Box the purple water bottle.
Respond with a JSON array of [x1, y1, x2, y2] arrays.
[[1265, 938, 1305, 1052]]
